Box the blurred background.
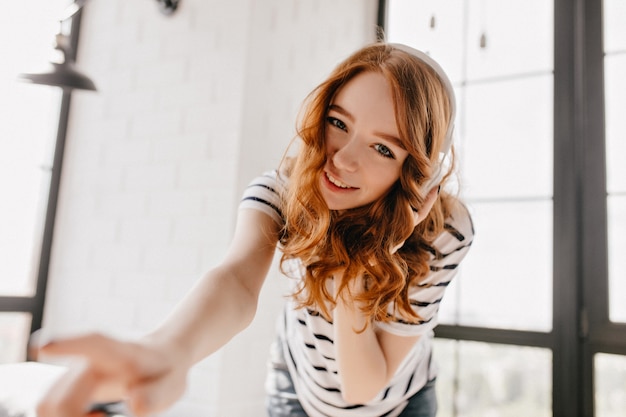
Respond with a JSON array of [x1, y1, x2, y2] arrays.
[[0, 0, 624, 416]]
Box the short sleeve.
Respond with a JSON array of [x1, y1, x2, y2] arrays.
[[376, 201, 475, 337], [239, 170, 286, 227]]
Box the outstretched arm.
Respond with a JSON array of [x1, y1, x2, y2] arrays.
[[144, 207, 280, 365], [36, 208, 280, 417]]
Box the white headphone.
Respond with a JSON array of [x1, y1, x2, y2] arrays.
[[389, 43, 456, 193]]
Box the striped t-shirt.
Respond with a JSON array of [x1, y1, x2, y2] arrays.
[[240, 171, 474, 417]]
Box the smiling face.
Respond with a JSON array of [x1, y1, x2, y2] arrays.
[[320, 71, 409, 211]]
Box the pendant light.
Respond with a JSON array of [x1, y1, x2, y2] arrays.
[[18, 0, 180, 92]]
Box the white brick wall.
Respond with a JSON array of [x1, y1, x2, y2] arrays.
[[43, 0, 377, 415]]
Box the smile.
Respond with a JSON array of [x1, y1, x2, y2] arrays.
[[325, 172, 356, 189]]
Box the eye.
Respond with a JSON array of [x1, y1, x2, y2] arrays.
[[327, 116, 347, 132], [374, 143, 395, 159]]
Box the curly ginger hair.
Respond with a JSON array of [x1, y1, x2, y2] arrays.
[[279, 43, 459, 326]]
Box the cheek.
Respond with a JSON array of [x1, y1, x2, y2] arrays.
[[369, 165, 402, 194], [324, 130, 341, 151]]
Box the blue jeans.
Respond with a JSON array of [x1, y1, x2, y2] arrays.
[[265, 340, 438, 417], [265, 339, 308, 417], [397, 378, 438, 417]]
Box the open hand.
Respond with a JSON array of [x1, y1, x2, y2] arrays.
[[34, 333, 188, 417], [391, 185, 440, 254]]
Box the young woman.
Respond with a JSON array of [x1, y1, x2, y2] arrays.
[[35, 42, 473, 417]]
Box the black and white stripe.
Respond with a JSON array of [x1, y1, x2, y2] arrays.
[[239, 172, 285, 225], [240, 171, 474, 417]]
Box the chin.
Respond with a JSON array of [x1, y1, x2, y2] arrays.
[[323, 199, 348, 211], [325, 200, 362, 211]]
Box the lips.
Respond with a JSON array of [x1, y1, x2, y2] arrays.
[[324, 172, 356, 189]]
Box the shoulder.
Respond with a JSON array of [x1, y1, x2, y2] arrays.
[[246, 170, 287, 194], [445, 198, 474, 242], [239, 170, 287, 226], [432, 197, 474, 257]]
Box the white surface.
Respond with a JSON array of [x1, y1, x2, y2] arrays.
[[0, 362, 67, 417]]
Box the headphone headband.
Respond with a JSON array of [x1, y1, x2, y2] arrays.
[[389, 43, 456, 155], [389, 43, 456, 192]]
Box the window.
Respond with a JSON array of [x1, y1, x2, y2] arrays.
[[381, 0, 626, 415], [604, 0, 626, 325], [0, 0, 72, 363], [595, 1, 626, 416]]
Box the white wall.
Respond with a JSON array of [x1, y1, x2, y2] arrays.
[[42, 0, 377, 415]]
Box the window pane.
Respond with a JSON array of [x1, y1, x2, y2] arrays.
[[386, 0, 465, 83], [595, 353, 626, 417], [386, 0, 553, 82], [0, 1, 64, 296], [604, 0, 626, 324], [0, 86, 59, 296], [608, 196, 626, 323], [604, 55, 626, 193], [464, 0, 553, 80], [440, 201, 552, 331], [434, 339, 552, 417], [463, 76, 553, 199], [603, 0, 626, 53], [388, 0, 554, 333], [0, 313, 31, 363]]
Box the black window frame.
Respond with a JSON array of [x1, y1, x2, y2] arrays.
[[0, 10, 84, 359], [379, 0, 626, 416]]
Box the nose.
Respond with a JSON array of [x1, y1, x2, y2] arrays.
[[331, 136, 360, 172]]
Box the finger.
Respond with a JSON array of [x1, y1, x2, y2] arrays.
[[40, 334, 158, 377], [410, 206, 419, 227], [37, 360, 102, 417], [39, 333, 176, 411], [413, 186, 441, 226], [40, 333, 121, 359], [390, 241, 404, 254], [424, 185, 440, 206]]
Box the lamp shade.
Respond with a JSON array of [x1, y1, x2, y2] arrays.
[[19, 61, 97, 91]]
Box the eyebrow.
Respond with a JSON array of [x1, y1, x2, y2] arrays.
[[328, 104, 405, 149]]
